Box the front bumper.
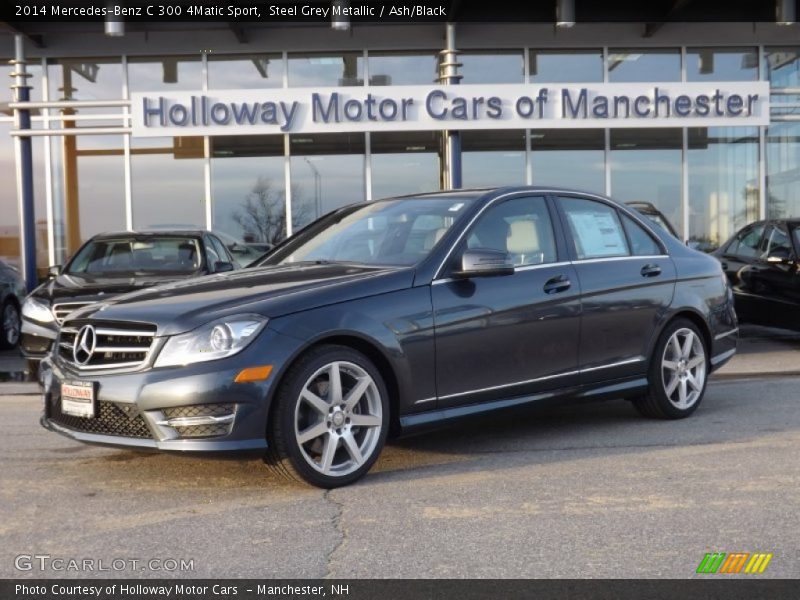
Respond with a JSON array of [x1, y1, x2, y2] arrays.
[[40, 327, 303, 452]]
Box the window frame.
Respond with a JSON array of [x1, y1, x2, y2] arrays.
[[761, 222, 794, 262], [722, 222, 766, 260], [553, 193, 668, 262], [442, 194, 563, 277]]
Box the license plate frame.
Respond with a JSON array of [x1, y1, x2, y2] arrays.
[[61, 381, 96, 418]]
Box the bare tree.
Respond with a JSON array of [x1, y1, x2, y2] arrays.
[[233, 177, 307, 246]]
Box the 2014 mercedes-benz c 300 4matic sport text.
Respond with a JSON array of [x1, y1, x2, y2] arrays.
[[39, 187, 738, 488]]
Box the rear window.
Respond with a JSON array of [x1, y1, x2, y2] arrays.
[[67, 237, 203, 275]]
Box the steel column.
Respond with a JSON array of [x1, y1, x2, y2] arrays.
[[11, 35, 37, 291]]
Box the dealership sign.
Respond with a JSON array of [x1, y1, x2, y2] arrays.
[[131, 82, 769, 137]]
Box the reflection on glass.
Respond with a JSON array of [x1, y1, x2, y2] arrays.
[[608, 49, 681, 82], [210, 136, 287, 246], [765, 47, 800, 86], [371, 131, 440, 198], [128, 56, 202, 92], [50, 135, 126, 259], [686, 47, 758, 81], [131, 137, 206, 229], [289, 133, 365, 231], [461, 129, 525, 188], [208, 54, 284, 89], [688, 127, 759, 251], [766, 123, 800, 219], [0, 126, 47, 270], [288, 52, 364, 87], [531, 129, 604, 193], [610, 129, 683, 237], [461, 52, 524, 84], [367, 52, 438, 85], [764, 47, 800, 118], [530, 49, 603, 83], [48, 58, 124, 126]]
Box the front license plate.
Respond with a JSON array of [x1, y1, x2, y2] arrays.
[[61, 381, 96, 418]]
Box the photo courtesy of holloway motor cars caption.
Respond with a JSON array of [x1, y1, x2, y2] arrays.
[[1, 1, 799, 599]]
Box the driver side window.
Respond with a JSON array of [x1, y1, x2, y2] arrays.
[[465, 196, 557, 267]]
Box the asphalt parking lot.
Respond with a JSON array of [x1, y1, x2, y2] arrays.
[[1, 372, 798, 579]]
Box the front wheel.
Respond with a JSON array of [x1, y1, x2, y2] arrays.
[[633, 319, 708, 419], [265, 345, 389, 488], [0, 301, 21, 349]]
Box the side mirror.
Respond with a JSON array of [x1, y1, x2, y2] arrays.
[[214, 261, 235, 273], [47, 265, 61, 278], [453, 248, 514, 278]]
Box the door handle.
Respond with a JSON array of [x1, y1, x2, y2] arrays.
[[641, 264, 662, 278], [543, 275, 571, 294]]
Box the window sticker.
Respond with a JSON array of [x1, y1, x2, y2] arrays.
[[568, 210, 628, 258]]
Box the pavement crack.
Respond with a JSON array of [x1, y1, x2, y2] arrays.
[[323, 489, 346, 579]]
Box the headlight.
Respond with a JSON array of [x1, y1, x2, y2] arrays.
[[153, 315, 267, 368], [21, 297, 54, 324]]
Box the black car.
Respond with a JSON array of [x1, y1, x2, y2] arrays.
[[713, 219, 800, 330], [21, 230, 239, 374], [39, 188, 737, 488], [626, 202, 680, 240], [0, 259, 25, 349]]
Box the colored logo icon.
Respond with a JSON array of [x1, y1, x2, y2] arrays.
[[696, 552, 773, 574]]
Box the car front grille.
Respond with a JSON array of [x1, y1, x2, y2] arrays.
[[58, 320, 157, 371], [52, 302, 93, 325], [48, 399, 152, 439]]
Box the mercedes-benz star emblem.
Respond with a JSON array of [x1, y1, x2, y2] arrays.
[[73, 325, 97, 365]]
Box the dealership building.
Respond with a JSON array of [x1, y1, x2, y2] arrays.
[[1, 4, 799, 287]]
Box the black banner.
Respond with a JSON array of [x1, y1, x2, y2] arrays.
[[1, 0, 784, 24], [3, 579, 800, 600]]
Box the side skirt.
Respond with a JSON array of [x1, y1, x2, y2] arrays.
[[398, 377, 649, 433]]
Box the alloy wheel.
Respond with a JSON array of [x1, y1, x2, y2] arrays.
[[661, 327, 706, 410], [3, 303, 20, 346], [293, 360, 383, 477]]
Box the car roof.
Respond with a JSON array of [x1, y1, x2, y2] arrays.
[[380, 186, 623, 203], [91, 229, 207, 240]]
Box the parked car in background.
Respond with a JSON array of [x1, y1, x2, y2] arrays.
[[0, 259, 25, 349], [713, 219, 800, 331], [626, 202, 680, 240], [215, 231, 269, 267], [147, 225, 266, 268], [40, 187, 737, 488], [21, 230, 238, 376]]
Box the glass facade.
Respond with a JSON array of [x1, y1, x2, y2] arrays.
[[610, 129, 683, 235], [1, 43, 798, 280]]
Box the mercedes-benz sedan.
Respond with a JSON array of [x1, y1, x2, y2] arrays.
[[40, 187, 738, 488]]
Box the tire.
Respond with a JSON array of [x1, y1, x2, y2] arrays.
[[633, 318, 709, 419], [265, 345, 390, 488], [0, 300, 21, 350]]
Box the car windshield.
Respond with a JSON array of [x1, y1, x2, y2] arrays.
[[265, 196, 476, 267], [66, 237, 203, 276]]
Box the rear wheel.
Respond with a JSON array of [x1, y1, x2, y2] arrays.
[[265, 345, 389, 488], [633, 318, 708, 419]]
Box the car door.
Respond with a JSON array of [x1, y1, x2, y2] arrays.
[[746, 223, 800, 329], [718, 222, 767, 324], [432, 194, 581, 408], [555, 195, 677, 384]]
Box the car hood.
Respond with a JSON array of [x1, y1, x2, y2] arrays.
[[70, 263, 414, 336], [33, 272, 194, 304]]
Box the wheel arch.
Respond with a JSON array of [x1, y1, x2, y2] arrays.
[[267, 333, 403, 438], [652, 309, 713, 361]]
